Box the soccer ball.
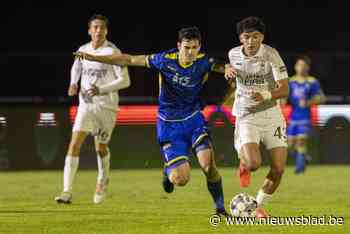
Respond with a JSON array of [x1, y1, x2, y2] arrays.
[[229, 193, 258, 217]]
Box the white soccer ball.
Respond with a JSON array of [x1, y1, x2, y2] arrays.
[[229, 193, 257, 217]]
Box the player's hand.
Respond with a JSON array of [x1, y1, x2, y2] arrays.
[[73, 52, 94, 61], [250, 91, 264, 103], [87, 84, 100, 97], [224, 64, 237, 81], [68, 84, 78, 96]]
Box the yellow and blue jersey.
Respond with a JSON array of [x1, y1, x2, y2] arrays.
[[146, 48, 214, 121], [288, 75, 321, 121]]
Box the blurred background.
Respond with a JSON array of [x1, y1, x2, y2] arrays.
[[1, 2, 350, 170]]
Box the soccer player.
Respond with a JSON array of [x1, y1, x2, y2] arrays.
[[225, 17, 289, 217], [55, 14, 130, 204], [287, 56, 326, 174], [74, 27, 230, 216]]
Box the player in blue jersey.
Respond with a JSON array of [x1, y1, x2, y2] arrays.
[[74, 27, 231, 216], [287, 55, 326, 174]]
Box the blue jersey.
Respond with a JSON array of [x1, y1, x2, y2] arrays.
[[288, 76, 321, 121], [146, 48, 214, 121]]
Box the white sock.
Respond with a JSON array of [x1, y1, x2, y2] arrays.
[[256, 189, 272, 207], [97, 151, 110, 185], [63, 155, 79, 193]]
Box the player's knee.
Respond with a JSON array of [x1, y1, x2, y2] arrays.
[[201, 162, 211, 175], [246, 159, 261, 171], [170, 173, 190, 186], [68, 142, 82, 156], [96, 148, 108, 157]]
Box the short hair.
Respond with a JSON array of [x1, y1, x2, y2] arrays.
[[296, 55, 312, 66], [236, 16, 265, 35], [88, 14, 109, 28], [178, 26, 202, 43]]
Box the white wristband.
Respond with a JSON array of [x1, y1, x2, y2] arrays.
[[260, 91, 272, 101]]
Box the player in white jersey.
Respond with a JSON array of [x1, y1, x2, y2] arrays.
[[225, 17, 289, 217], [55, 14, 130, 204]]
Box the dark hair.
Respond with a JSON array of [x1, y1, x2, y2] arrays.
[[178, 26, 202, 43], [236, 16, 265, 35], [296, 55, 312, 66], [88, 14, 109, 28]]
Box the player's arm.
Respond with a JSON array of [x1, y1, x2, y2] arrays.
[[307, 83, 326, 106], [271, 79, 289, 100], [251, 49, 289, 103], [87, 66, 131, 97], [74, 51, 148, 67], [68, 57, 82, 96], [251, 79, 289, 103]]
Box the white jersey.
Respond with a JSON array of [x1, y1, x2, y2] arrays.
[[228, 44, 288, 117], [70, 40, 130, 111]]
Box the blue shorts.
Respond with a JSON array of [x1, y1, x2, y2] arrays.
[[287, 120, 311, 138], [157, 112, 211, 172]]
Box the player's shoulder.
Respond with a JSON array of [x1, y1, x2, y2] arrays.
[[163, 48, 178, 60], [306, 76, 318, 83], [228, 45, 242, 58], [106, 41, 121, 53], [77, 42, 91, 52], [263, 44, 281, 58], [289, 75, 297, 82], [196, 52, 207, 60]]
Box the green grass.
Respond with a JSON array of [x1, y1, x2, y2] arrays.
[[0, 166, 349, 234]]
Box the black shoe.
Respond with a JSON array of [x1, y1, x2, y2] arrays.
[[216, 208, 232, 218], [162, 170, 174, 193]]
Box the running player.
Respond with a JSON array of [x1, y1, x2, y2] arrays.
[[225, 16, 289, 217], [74, 26, 231, 216]]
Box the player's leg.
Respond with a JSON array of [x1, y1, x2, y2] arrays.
[[191, 113, 228, 216], [92, 107, 116, 203], [255, 109, 287, 216], [161, 140, 191, 189], [195, 138, 228, 216], [287, 122, 297, 157], [168, 160, 191, 186], [255, 146, 287, 217], [161, 144, 191, 193], [294, 136, 308, 174], [55, 106, 92, 204], [55, 130, 88, 203], [93, 141, 111, 204], [158, 119, 191, 192], [235, 117, 262, 187], [294, 122, 311, 174]]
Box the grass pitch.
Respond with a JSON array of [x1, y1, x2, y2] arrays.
[[0, 166, 349, 234]]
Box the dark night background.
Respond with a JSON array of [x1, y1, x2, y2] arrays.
[[1, 2, 349, 102]]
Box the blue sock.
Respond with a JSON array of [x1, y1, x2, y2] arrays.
[[295, 152, 305, 173], [207, 179, 225, 211]]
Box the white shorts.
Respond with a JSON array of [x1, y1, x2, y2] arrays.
[[73, 104, 117, 144], [234, 105, 287, 154]]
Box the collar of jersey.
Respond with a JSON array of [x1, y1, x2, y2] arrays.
[[89, 40, 108, 51], [240, 44, 265, 59], [292, 75, 309, 83], [165, 50, 196, 68]]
